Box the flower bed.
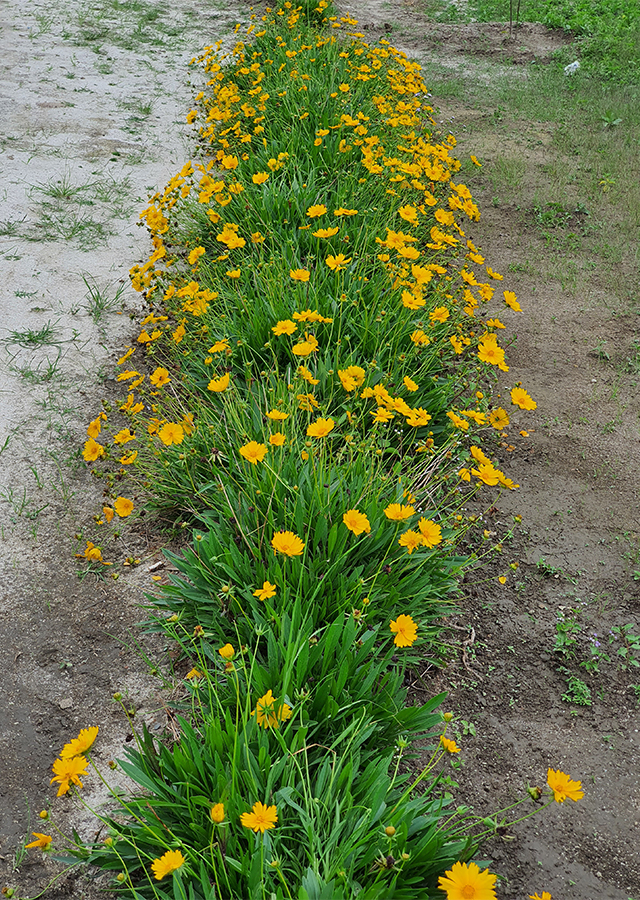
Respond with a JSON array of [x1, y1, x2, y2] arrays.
[[34, 3, 582, 898]]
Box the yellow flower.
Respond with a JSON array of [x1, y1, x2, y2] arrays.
[[208, 373, 230, 392], [50, 756, 89, 796], [429, 306, 450, 325], [59, 727, 99, 759], [372, 408, 394, 424], [503, 290, 522, 311], [529, 893, 552, 900], [343, 509, 371, 536], [266, 409, 289, 421], [313, 226, 339, 238], [271, 531, 305, 557], [218, 643, 235, 660], [447, 411, 469, 431], [208, 340, 230, 353], [82, 541, 103, 563], [269, 432, 286, 446], [401, 290, 425, 311], [410, 329, 430, 346], [251, 232, 265, 243], [511, 386, 537, 410], [306, 417, 335, 438], [298, 365, 319, 385], [188, 246, 206, 265], [86, 414, 105, 438], [478, 334, 507, 368], [306, 204, 327, 217], [113, 497, 134, 518], [418, 518, 442, 548], [334, 207, 358, 216], [405, 407, 431, 427], [292, 333, 319, 357], [398, 204, 418, 226], [103, 506, 115, 522], [117, 347, 134, 365], [338, 365, 366, 392], [82, 438, 105, 462], [210, 803, 225, 824], [438, 861, 497, 900], [239, 441, 268, 465], [158, 423, 184, 446], [186, 667, 202, 680], [290, 268, 310, 282], [547, 769, 584, 803], [149, 366, 171, 387], [120, 451, 138, 465], [326, 253, 351, 271], [272, 319, 297, 335], [298, 393, 319, 411], [389, 614, 418, 647], [151, 849, 186, 881], [252, 690, 292, 729], [470, 154, 482, 166], [252, 172, 269, 184], [440, 735, 461, 754], [240, 801, 278, 833], [489, 407, 509, 429], [384, 503, 415, 521], [253, 581, 277, 601], [220, 154, 238, 170], [25, 833, 53, 850], [486, 318, 505, 329], [471, 463, 500, 486], [113, 428, 135, 446], [226, 269, 241, 279], [398, 530, 423, 554]]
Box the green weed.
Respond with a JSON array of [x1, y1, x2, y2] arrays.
[[82, 275, 127, 323], [560, 671, 593, 706], [2, 321, 61, 348]]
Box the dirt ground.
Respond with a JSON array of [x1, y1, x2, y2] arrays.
[[1, 0, 639, 898]]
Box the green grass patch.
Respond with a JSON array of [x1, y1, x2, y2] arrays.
[[420, 0, 640, 83]]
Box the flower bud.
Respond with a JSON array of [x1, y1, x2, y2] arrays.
[[385, 826, 396, 837], [527, 785, 542, 802]]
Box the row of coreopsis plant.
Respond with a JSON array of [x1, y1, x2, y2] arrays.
[[35, 2, 583, 899]]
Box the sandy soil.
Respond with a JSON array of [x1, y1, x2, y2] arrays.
[[1, 0, 639, 898], [0, 0, 239, 894]]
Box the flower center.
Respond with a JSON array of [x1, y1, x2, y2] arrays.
[[461, 887, 476, 899]]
